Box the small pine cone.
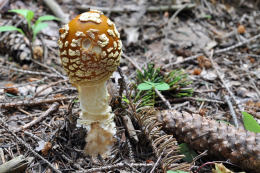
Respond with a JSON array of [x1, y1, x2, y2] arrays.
[[0, 32, 31, 64], [157, 110, 260, 172]]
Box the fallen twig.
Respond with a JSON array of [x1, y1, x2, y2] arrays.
[[224, 95, 239, 128], [77, 162, 153, 173], [1, 66, 61, 78], [33, 79, 68, 98], [15, 102, 60, 132], [208, 50, 243, 121], [0, 96, 75, 109], [43, 0, 69, 23], [31, 59, 68, 80], [0, 118, 62, 173], [165, 32, 260, 67], [0, 77, 48, 90], [77, 4, 196, 13]]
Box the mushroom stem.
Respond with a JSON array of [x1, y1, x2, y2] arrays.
[[78, 80, 110, 121], [76, 80, 116, 155]]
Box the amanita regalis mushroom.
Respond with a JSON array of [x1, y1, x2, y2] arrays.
[[58, 10, 122, 155]]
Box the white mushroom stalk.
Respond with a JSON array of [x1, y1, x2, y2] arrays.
[[58, 10, 122, 155]]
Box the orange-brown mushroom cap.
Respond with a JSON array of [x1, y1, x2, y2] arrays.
[[58, 10, 122, 85]]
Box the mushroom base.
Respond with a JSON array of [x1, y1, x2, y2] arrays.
[[76, 80, 116, 155]]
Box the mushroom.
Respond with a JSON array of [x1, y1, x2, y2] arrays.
[[58, 10, 122, 155]]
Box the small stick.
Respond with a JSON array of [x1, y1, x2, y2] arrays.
[[155, 89, 172, 109], [31, 59, 67, 80], [0, 77, 48, 90], [42, 0, 69, 23], [77, 4, 196, 13], [122, 53, 142, 72], [149, 152, 163, 173], [165, 32, 260, 67], [61, 154, 84, 171], [78, 162, 153, 173], [1, 66, 61, 78], [122, 115, 139, 143], [0, 118, 62, 173], [33, 79, 68, 98], [224, 96, 239, 128], [209, 50, 241, 126], [15, 102, 60, 132], [124, 162, 141, 173], [0, 96, 75, 109]]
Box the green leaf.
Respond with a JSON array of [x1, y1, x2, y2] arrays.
[[167, 171, 189, 173], [154, 82, 170, 91], [179, 143, 197, 162], [242, 111, 260, 133], [122, 95, 129, 104], [9, 9, 32, 18], [137, 83, 153, 90], [9, 9, 34, 28], [34, 15, 60, 26], [0, 26, 24, 35], [32, 22, 48, 41], [73, 98, 79, 103]]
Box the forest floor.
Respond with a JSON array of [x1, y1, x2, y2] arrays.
[[0, 0, 259, 172]]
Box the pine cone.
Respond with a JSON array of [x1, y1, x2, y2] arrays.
[[0, 32, 31, 64], [157, 110, 260, 172]]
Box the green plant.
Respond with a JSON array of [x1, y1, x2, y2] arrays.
[[178, 143, 197, 162], [0, 9, 59, 41], [137, 81, 169, 91], [242, 111, 260, 133], [0, 9, 59, 59], [137, 81, 169, 106], [164, 70, 193, 98], [134, 63, 193, 109]]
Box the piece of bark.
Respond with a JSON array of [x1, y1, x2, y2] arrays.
[[0, 155, 33, 173], [122, 115, 139, 143]]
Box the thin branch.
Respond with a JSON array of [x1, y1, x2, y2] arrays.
[[0, 96, 76, 109], [224, 95, 239, 128], [209, 50, 241, 127], [0, 77, 48, 90], [77, 4, 196, 13], [15, 102, 60, 132], [76, 162, 153, 173], [42, 0, 69, 23], [1, 66, 61, 78], [0, 117, 62, 173], [33, 79, 68, 98], [165, 32, 260, 68]]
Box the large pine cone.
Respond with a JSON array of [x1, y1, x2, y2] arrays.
[[157, 110, 260, 172]]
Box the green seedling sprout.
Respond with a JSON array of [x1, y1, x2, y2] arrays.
[[0, 9, 60, 59], [137, 81, 170, 106]]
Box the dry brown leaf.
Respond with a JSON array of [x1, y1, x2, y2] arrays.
[[4, 83, 19, 95]]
